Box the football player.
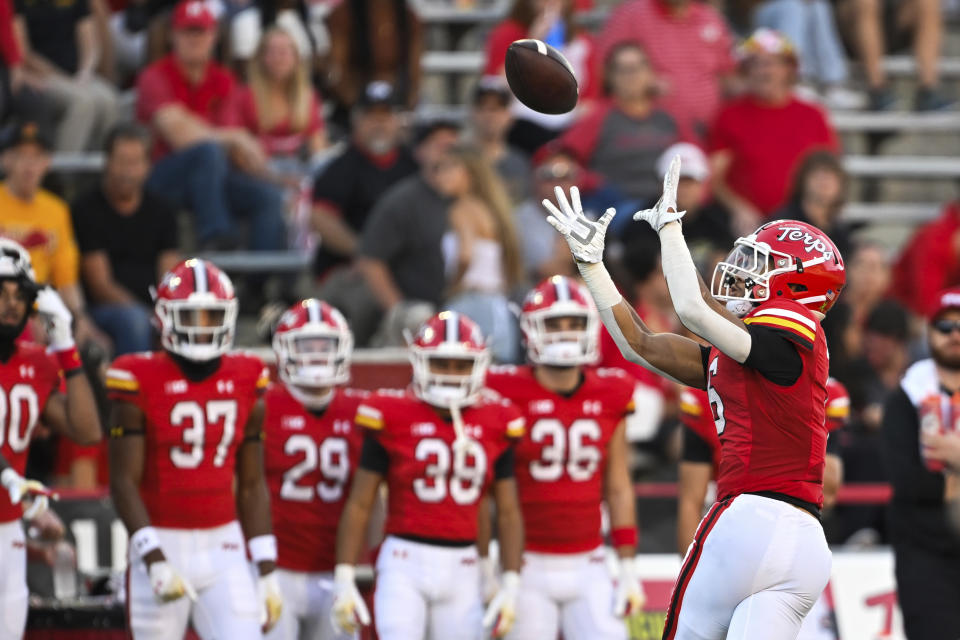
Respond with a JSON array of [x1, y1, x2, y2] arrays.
[[107, 259, 282, 640], [484, 275, 644, 640], [264, 299, 367, 640], [332, 311, 526, 640], [545, 157, 845, 639], [0, 238, 102, 639]]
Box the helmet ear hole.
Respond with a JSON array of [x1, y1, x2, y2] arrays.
[[788, 283, 809, 293]]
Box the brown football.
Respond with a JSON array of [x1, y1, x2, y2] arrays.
[[504, 39, 579, 115]]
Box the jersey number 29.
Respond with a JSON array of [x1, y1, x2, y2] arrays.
[[280, 435, 350, 503]]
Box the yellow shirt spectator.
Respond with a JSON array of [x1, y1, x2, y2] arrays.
[[0, 182, 79, 288]]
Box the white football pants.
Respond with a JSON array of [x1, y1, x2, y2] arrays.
[[374, 535, 483, 640], [0, 520, 26, 640], [265, 568, 356, 640], [505, 546, 627, 640], [664, 494, 831, 640], [127, 520, 261, 640]]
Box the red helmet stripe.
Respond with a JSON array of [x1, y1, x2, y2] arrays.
[[193, 261, 208, 293]]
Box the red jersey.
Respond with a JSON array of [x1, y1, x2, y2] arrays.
[[679, 388, 722, 475], [263, 384, 366, 572], [0, 344, 61, 523], [485, 366, 634, 553], [355, 389, 524, 542], [709, 300, 829, 508], [106, 351, 269, 528]]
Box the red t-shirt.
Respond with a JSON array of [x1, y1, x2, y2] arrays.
[[105, 351, 270, 528], [891, 202, 960, 316], [135, 54, 242, 160], [237, 87, 324, 158], [708, 95, 838, 216], [486, 365, 634, 553]]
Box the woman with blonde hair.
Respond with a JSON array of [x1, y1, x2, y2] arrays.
[[239, 26, 327, 170], [433, 144, 525, 362]]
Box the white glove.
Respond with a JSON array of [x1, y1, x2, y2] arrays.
[[633, 154, 686, 232], [258, 572, 283, 632], [480, 555, 500, 604], [35, 287, 74, 351], [543, 186, 617, 264], [147, 560, 197, 603], [330, 564, 370, 633], [483, 570, 520, 637], [613, 557, 646, 618], [1, 467, 54, 519]]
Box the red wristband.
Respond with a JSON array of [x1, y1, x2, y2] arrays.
[[55, 346, 83, 374], [611, 526, 638, 549]]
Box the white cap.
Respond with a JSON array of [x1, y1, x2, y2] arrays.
[[657, 143, 709, 182]]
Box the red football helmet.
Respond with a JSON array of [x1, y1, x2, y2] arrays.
[[711, 220, 845, 315], [273, 299, 353, 407], [825, 377, 850, 432], [521, 275, 599, 366], [409, 311, 490, 408], [154, 258, 237, 361]]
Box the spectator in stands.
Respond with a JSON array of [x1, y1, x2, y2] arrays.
[[514, 149, 583, 282], [753, 0, 862, 109], [708, 29, 838, 236], [434, 145, 524, 363], [822, 243, 893, 373], [559, 42, 679, 205], [881, 289, 960, 640], [229, 0, 323, 74], [484, 0, 598, 153], [0, 120, 106, 348], [238, 25, 327, 174], [311, 81, 417, 340], [323, 0, 422, 129], [14, 0, 119, 152], [71, 124, 180, 355], [598, 0, 736, 143], [468, 76, 530, 205], [136, 0, 286, 252], [892, 199, 960, 318], [775, 150, 853, 259], [838, 0, 953, 111], [356, 120, 459, 346]]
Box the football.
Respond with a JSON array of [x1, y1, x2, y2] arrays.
[[504, 39, 579, 115]]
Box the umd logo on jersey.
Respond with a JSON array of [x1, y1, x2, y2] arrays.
[[282, 415, 306, 430], [411, 422, 436, 436], [530, 399, 555, 414], [165, 380, 188, 394]]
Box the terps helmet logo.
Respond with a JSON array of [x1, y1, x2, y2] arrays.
[[775, 226, 834, 260]]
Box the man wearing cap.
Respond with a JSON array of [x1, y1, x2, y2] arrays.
[[881, 288, 960, 640], [469, 76, 529, 205], [135, 0, 286, 252], [0, 120, 106, 348], [708, 28, 838, 236]]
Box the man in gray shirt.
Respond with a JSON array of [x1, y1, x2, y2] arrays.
[[356, 120, 459, 345]]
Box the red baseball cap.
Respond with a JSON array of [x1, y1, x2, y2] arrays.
[[929, 287, 960, 321], [171, 0, 217, 30]]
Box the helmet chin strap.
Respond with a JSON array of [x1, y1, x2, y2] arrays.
[[448, 402, 472, 470]]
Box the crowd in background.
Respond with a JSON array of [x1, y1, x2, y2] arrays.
[[0, 0, 958, 551]]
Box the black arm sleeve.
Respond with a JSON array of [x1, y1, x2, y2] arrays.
[[881, 388, 945, 504], [742, 324, 804, 386], [494, 444, 516, 480], [681, 426, 714, 464], [359, 432, 389, 474]]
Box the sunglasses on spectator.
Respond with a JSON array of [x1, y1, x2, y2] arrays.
[[536, 163, 579, 181], [933, 320, 960, 335]]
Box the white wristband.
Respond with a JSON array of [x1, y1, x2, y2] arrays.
[[334, 563, 355, 583], [130, 526, 161, 559], [576, 261, 623, 311], [0, 468, 19, 489], [248, 534, 278, 564]]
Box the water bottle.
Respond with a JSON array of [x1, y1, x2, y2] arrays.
[[52, 541, 77, 600]]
